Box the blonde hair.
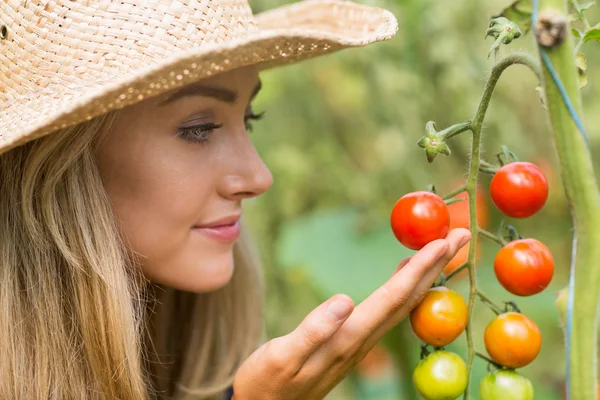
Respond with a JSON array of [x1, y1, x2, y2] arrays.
[[0, 112, 264, 399]]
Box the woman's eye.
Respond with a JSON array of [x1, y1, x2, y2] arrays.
[[177, 122, 223, 144], [244, 110, 266, 132]]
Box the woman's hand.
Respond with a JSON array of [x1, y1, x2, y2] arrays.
[[233, 227, 471, 399]]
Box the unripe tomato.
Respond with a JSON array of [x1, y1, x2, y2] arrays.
[[490, 162, 548, 218], [390, 191, 450, 250], [410, 287, 468, 347], [480, 370, 534, 400], [494, 238, 554, 296], [484, 312, 541, 368], [413, 350, 467, 400]]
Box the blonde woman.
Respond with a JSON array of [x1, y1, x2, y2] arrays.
[[0, 1, 470, 399]]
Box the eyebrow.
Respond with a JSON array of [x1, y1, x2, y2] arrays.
[[158, 80, 262, 106]]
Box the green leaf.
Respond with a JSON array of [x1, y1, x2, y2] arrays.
[[576, 52, 588, 88], [276, 209, 414, 303], [583, 24, 600, 42], [492, 0, 533, 31], [579, 1, 595, 11], [572, 28, 583, 38]]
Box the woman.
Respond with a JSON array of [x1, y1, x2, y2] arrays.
[[0, 1, 470, 399]]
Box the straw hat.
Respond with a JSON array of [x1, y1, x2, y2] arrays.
[[0, 0, 397, 156]]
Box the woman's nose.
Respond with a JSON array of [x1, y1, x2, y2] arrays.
[[220, 139, 273, 201]]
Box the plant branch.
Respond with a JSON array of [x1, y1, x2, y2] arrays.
[[475, 351, 502, 368], [476, 289, 504, 315], [442, 184, 467, 200], [479, 228, 507, 246], [462, 52, 541, 400], [444, 262, 468, 282]]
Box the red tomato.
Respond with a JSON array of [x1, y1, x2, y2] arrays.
[[494, 238, 554, 296], [484, 312, 542, 368], [390, 191, 450, 250], [490, 162, 548, 218], [410, 287, 468, 347]]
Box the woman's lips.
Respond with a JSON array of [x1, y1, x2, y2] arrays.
[[192, 221, 241, 242]]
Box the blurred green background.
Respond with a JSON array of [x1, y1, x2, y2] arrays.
[[243, 0, 600, 398]]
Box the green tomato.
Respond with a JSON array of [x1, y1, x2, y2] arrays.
[[479, 369, 534, 400], [413, 350, 468, 400]]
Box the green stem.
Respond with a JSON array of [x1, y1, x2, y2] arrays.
[[479, 159, 498, 169], [476, 289, 504, 315], [441, 121, 473, 140], [475, 351, 502, 368], [479, 228, 507, 246], [535, 2, 600, 399], [573, 37, 584, 56], [479, 166, 498, 175], [442, 184, 467, 200], [444, 262, 468, 282], [461, 52, 541, 400]]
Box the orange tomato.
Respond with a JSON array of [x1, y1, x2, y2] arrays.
[[494, 238, 554, 296], [443, 240, 481, 277], [443, 185, 488, 278], [447, 186, 489, 230], [484, 312, 542, 368], [410, 287, 468, 347]]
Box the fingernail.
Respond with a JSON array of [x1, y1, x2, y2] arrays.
[[327, 298, 353, 321], [458, 235, 471, 249]]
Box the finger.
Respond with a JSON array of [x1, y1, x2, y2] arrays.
[[268, 293, 355, 374], [344, 228, 471, 342], [356, 228, 471, 346], [392, 256, 412, 276], [301, 229, 470, 377]]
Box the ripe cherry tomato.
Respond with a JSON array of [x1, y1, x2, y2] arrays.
[[479, 370, 534, 400], [410, 287, 468, 347], [494, 238, 554, 296], [390, 191, 450, 250], [484, 312, 542, 368], [413, 350, 468, 400], [490, 162, 548, 218]]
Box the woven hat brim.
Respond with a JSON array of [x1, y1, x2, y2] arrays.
[[0, 0, 398, 155]]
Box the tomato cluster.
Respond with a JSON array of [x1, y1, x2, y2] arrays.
[[390, 160, 552, 399]]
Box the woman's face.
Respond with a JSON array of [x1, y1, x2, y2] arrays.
[[96, 66, 273, 292]]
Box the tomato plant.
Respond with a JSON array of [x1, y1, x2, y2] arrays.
[[494, 238, 554, 296], [410, 287, 468, 347], [489, 162, 549, 218], [393, 2, 600, 397], [484, 312, 542, 369], [390, 191, 450, 250], [479, 369, 534, 400], [413, 350, 468, 400]]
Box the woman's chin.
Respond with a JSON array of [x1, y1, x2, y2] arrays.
[[144, 252, 235, 293]]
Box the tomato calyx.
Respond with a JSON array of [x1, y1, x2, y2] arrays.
[[503, 301, 521, 314], [502, 224, 523, 242], [495, 145, 520, 166], [417, 121, 471, 163]]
